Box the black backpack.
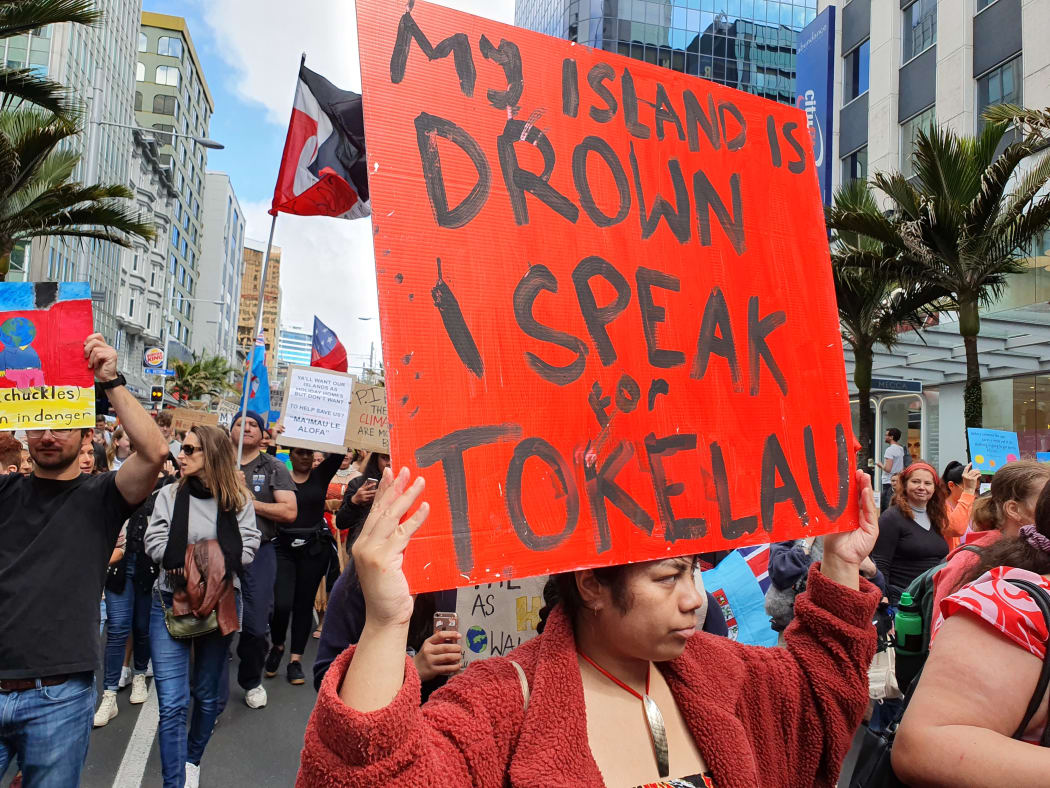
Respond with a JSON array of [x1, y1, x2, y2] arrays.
[[848, 577, 1050, 787]]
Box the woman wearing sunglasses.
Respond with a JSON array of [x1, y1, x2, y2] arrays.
[[144, 425, 261, 788]]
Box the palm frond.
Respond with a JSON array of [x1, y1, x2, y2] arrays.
[[870, 171, 924, 219], [0, 68, 78, 118], [983, 103, 1050, 141], [0, 0, 99, 39]]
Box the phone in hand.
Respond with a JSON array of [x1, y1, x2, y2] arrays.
[[365, 477, 378, 487], [433, 612, 458, 634]]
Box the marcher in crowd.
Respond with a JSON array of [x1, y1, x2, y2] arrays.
[[893, 478, 1050, 784], [879, 427, 907, 513], [870, 461, 950, 605], [106, 426, 132, 470], [156, 410, 181, 457], [0, 433, 22, 475], [145, 425, 261, 788], [941, 460, 982, 550], [0, 334, 167, 786], [18, 447, 32, 476], [298, 467, 881, 787], [266, 444, 345, 685], [335, 452, 390, 540], [930, 460, 1050, 625], [221, 411, 296, 711], [315, 451, 361, 639]]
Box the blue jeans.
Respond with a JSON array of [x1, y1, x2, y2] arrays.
[[0, 673, 95, 787], [103, 554, 152, 690], [150, 591, 235, 788]]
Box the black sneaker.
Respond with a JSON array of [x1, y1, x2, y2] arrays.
[[287, 660, 305, 686], [264, 645, 283, 678]]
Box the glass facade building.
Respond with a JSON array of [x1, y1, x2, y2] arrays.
[[515, 0, 818, 106]]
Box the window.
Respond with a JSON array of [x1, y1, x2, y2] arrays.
[[134, 91, 142, 111], [138, 32, 147, 52], [150, 270, 156, 288], [977, 56, 1022, 131], [132, 253, 139, 272], [901, 105, 936, 179], [903, 0, 936, 62], [147, 312, 152, 330], [128, 297, 135, 318], [151, 123, 173, 146], [976, 0, 999, 10], [158, 36, 183, 59], [152, 94, 177, 116], [172, 227, 179, 248], [843, 147, 868, 183], [155, 65, 179, 87], [844, 40, 869, 102], [135, 62, 144, 82]]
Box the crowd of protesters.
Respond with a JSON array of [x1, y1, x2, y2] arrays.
[[7, 337, 1050, 787]]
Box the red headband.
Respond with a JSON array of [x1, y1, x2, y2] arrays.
[[900, 462, 938, 479]]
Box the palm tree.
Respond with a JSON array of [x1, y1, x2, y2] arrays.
[[828, 180, 950, 469], [828, 121, 1050, 436], [984, 103, 1050, 141], [0, 109, 155, 279], [168, 355, 237, 404], [0, 0, 99, 119]]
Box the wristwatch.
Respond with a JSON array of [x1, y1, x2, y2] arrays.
[[95, 373, 127, 391]]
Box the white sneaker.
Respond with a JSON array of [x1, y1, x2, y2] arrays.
[[93, 690, 118, 727], [184, 762, 200, 788], [117, 666, 132, 689], [145, 660, 153, 678], [244, 684, 267, 709], [129, 674, 148, 704]]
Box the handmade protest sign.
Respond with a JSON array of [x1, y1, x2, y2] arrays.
[[347, 380, 390, 454], [967, 428, 1020, 474], [278, 365, 356, 452], [0, 282, 94, 431], [170, 407, 219, 435], [456, 577, 546, 668], [357, 0, 856, 593]]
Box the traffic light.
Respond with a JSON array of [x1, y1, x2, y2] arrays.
[[151, 386, 164, 403]]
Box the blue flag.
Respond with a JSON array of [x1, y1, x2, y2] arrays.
[[701, 550, 777, 647], [246, 333, 271, 425]]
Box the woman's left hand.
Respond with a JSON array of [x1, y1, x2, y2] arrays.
[[823, 469, 879, 569]]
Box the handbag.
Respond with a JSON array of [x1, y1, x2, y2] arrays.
[[867, 645, 902, 702], [158, 589, 219, 640], [848, 577, 1050, 787]]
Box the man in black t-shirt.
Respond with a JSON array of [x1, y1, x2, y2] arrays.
[[0, 334, 168, 786]]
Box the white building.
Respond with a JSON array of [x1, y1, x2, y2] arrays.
[[814, 0, 1050, 469], [5, 0, 143, 343], [194, 172, 246, 367], [113, 129, 178, 403], [278, 322, 313, 368]]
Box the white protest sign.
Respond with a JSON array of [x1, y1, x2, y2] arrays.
[[456, 577, 547, 667], [278, 365, 355, 452]]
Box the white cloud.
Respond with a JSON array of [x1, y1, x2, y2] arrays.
[[206, 0, 515, 367]]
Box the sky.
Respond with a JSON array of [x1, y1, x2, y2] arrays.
[[143, 0, 515, 372]]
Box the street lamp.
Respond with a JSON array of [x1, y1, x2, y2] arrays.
[[97, 120, 225, 149]]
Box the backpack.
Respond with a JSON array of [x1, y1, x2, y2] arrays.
[[893, 544, 982, 690]]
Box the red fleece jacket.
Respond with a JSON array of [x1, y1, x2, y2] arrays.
[[298, 566, 879, 788]]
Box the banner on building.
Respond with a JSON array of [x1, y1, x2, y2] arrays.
[[0, 282, 95, 431], [357, 0, 855, 593], [277, 364, 356, 452], [795, 6, 836, 206]]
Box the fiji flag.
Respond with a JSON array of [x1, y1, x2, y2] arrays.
[[246, 333, 271, 425], [701, 547, 777, 647], [310, 316, 348, 372]]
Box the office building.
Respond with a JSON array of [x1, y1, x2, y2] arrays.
[[238, 240, 282, 370], [278, 323, 313, 368], [136, 12, 214, 362], [8, 0, 141, 343], [113, 129, 179, 403], [195, 172, 246, 368], [515, 0, 819, 105], [804, 0, 1050, 473]]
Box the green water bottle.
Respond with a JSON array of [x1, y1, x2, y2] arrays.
[[895, 592, 923, 655]]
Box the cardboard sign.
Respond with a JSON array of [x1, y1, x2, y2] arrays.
[[0, 282, 94, 431], [967, 428, 1020, 474], [357, 0, 856, 593], [277, 364, 356, 452], [456, 577, 546, 668], [347, 380, 390, 453], [170, 407, 219, 434]]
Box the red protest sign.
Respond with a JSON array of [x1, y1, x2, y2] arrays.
[[357, 0, 856, 593]]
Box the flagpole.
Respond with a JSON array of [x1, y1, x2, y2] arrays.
[[236, 211, 278, 466]]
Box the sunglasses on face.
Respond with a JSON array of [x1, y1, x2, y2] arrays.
[[180, 445, 200, 456]]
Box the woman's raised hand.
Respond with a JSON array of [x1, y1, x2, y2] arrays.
[[961, 463, 982, 494], [822, 470, 880, 589], [351, 466, 429, 629]]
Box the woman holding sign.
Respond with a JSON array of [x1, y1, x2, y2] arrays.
[[297, 467, 881, 787]]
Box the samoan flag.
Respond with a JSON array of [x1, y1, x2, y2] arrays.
[[245, 333, 271, 425], [310, 316, 348, 372]]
